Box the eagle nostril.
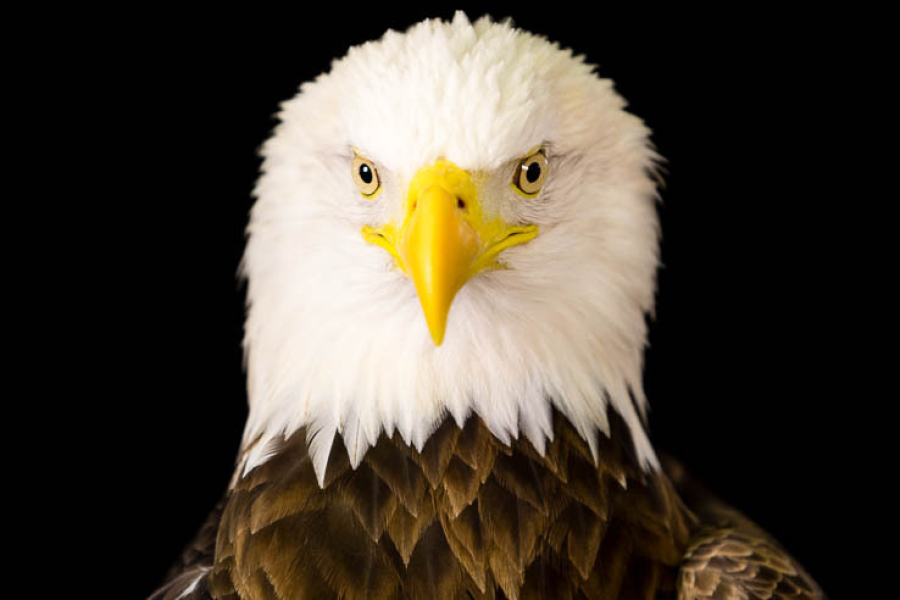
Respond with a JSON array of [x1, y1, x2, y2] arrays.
[[457, 197, 466, 211]]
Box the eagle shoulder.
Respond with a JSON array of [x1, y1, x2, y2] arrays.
[[677, 525, 823, 600], [664, 457, 826, 600], [148, 497, 224, 600]]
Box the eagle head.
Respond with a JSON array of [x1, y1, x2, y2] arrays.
[[239, 13, 661, 484]]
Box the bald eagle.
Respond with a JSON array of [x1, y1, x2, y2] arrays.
[[151, 13, 824, 600]]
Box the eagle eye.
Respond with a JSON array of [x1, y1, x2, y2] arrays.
[[351, 154, 381, 197], [512, 149, 549, 196]]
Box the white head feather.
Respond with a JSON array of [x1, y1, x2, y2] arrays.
[[239, 13, 662, 485]]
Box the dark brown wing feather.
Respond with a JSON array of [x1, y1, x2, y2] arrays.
[[664, 457, 826, 600], [169, 409, 694, 599]]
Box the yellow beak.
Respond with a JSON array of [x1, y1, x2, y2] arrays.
[[362, 160, 538, 346]]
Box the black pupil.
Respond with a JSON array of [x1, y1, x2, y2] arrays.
[[525, 161, 541, 184], [359, 163, 373, 184]]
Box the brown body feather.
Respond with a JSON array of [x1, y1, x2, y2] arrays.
[[152, 411, 822, 599]]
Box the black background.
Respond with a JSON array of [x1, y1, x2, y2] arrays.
[[50, 6, 863, 598]]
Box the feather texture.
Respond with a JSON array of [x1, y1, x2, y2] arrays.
[[201, 409, 690, 599]]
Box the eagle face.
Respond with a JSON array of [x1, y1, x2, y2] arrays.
[[240, 13, 661, 483]]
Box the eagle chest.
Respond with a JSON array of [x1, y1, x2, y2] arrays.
[[208, 411, 693, 599]]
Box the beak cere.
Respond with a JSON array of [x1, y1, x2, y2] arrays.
[[361, 159, 540, 347]]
